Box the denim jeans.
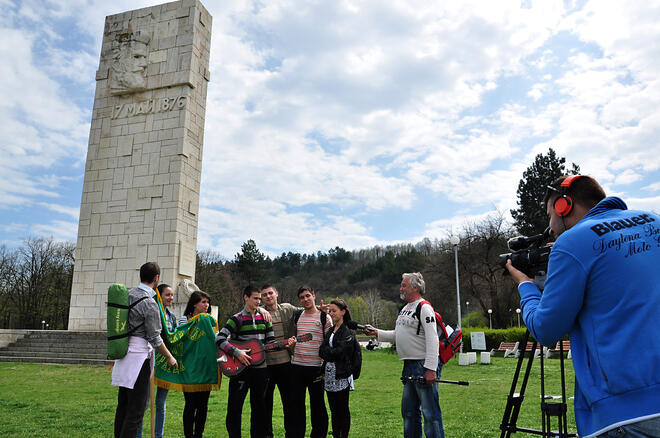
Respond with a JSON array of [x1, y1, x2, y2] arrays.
[[136, 386, 169, 438], [599, 416, 660, 438], [290, 364, 328, 438], [401, 360, 445, 438]]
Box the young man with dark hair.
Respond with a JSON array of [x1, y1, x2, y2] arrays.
[[261, 284, 299, 438], [136, 283, 177, 438], [112, 262, 178, 438], [290, 286, 332, 438], [507, 175, 660, 438], [216, 286, 275, 438]]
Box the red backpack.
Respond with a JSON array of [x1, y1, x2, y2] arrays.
[[413, 300, 462, 364]]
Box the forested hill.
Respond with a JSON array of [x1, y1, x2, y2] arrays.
[[196, 213, 518, 329], [0, 214, 522, 331]]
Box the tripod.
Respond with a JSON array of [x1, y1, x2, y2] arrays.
[[499, 330, 576, 437], [401, 376, 469, 386]]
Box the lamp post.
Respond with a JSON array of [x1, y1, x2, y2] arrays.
[[41, 320, 45, 330], [488, 309, 492, 329], [516, 308, 521, 328], [465, 301, 470, 328], [450, 235, 462, 352]]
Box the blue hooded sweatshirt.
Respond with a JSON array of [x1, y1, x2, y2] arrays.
[[518, 197, 660, 437]]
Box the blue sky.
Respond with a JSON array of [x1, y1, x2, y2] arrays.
[[1, 0, 660, 258]]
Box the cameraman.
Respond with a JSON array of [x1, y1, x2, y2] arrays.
[[506, 175, 660, 438]]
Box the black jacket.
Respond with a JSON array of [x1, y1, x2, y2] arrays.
[[319, 322, 355, 380]]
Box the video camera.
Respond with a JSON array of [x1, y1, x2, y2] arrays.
[[499, 227, 551, 281]]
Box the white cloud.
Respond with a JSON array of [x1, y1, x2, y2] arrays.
[[625, 196, 660, 214], [613, 169, 642, 185], [197, 205, 378, 257], [30, 219, 78, 243], [2, 0, 660, 256], [642, 182, 660, 192], [38, 202, 80, 220], [423, 209, 512, 242], [1, 223, 28, 234]]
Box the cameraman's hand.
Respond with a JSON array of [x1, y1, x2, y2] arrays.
[[505, 259, 533, 285]]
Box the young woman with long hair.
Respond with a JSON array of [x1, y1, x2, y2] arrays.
[[179, 290, 212, 438], [319, 299, 358, 438]]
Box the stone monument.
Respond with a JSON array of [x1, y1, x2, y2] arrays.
[[68, 0, 212, 330]]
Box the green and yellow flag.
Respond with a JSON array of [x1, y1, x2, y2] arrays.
[[153, 289, 222, 392]]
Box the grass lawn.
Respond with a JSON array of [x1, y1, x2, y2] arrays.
[[0, 350, 576, 437]]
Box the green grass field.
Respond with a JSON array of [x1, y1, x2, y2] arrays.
[[0, 351, 576, 437]]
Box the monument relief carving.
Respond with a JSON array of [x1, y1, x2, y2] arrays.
[[109, 30, 151, 95]]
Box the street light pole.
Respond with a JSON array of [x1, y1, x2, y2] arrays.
[[516, 308, 521, 328], [465, 301, 470, 328], [488, 309, 492, 330], [449, 236, 462, 352]]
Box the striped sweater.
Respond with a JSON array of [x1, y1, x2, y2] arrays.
[[216, 308, 274, 369]]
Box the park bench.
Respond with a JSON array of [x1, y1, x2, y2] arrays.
[[493, 341, 547, 358], [544, 340, 571, 358], [495, 341, 519, 358], [522, 342, 547, 358]]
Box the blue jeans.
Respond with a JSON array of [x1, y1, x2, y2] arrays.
[[401, 360, 445, 438], [136, 386, 169, 438], [599, 416, 660, 437]]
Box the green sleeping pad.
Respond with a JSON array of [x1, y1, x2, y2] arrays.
[[107, 283, 130, 360]]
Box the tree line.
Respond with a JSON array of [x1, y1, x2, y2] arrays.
[[0, 148, 579, 330], [0, 238, 74, 329]]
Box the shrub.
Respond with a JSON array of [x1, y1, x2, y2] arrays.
[[460, 327, 527, 351]]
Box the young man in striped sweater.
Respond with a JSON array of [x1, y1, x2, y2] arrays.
[[216, 285, 275, 438]]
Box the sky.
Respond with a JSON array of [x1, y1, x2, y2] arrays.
[[1, 0, 660, 259]]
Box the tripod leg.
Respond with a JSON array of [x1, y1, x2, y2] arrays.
[[500, 331, 535, 438], [560, 341, 570, 437]]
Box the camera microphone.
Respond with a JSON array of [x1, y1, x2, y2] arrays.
[[507, 235, 532, 252], [507, 227, 551, 251], [346, 320, 367, 331]]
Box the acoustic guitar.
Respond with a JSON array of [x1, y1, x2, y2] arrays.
[[217, 333, 313, 377]]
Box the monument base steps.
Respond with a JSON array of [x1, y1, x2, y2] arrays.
[[0, 330, 112, 366]]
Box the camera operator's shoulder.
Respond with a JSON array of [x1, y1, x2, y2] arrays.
[[552, 224, 593, 256]]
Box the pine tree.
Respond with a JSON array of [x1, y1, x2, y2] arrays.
[[511, 148, 580, 236], [234, 239, 267, 285]]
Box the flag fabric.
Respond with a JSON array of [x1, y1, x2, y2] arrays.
[[153, 289, 222, 392]]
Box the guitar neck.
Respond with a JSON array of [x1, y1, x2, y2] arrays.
[[263, 333, 311, 352], [264, 341, 286, 352]]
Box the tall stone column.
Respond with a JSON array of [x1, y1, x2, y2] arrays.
[[68, 0, 212, 330]]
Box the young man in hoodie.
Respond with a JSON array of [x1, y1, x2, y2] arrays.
[[506, 175, 660, 438]]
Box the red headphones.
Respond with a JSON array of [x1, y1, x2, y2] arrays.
[[552, 175, 584, 217]]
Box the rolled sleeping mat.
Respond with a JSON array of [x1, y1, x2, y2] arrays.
[[107, 283, 130, 360]]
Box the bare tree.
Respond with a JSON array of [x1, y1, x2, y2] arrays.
[[1, 238, 74, 329], [195, 250, 243, 324], [456, 213, 517, 328], [424, 212, 517, 328], [0, 245, 18, 328], [361, 288, 385, 326]]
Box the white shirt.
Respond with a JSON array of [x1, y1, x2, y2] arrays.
[[377, 299, 439, 370]]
